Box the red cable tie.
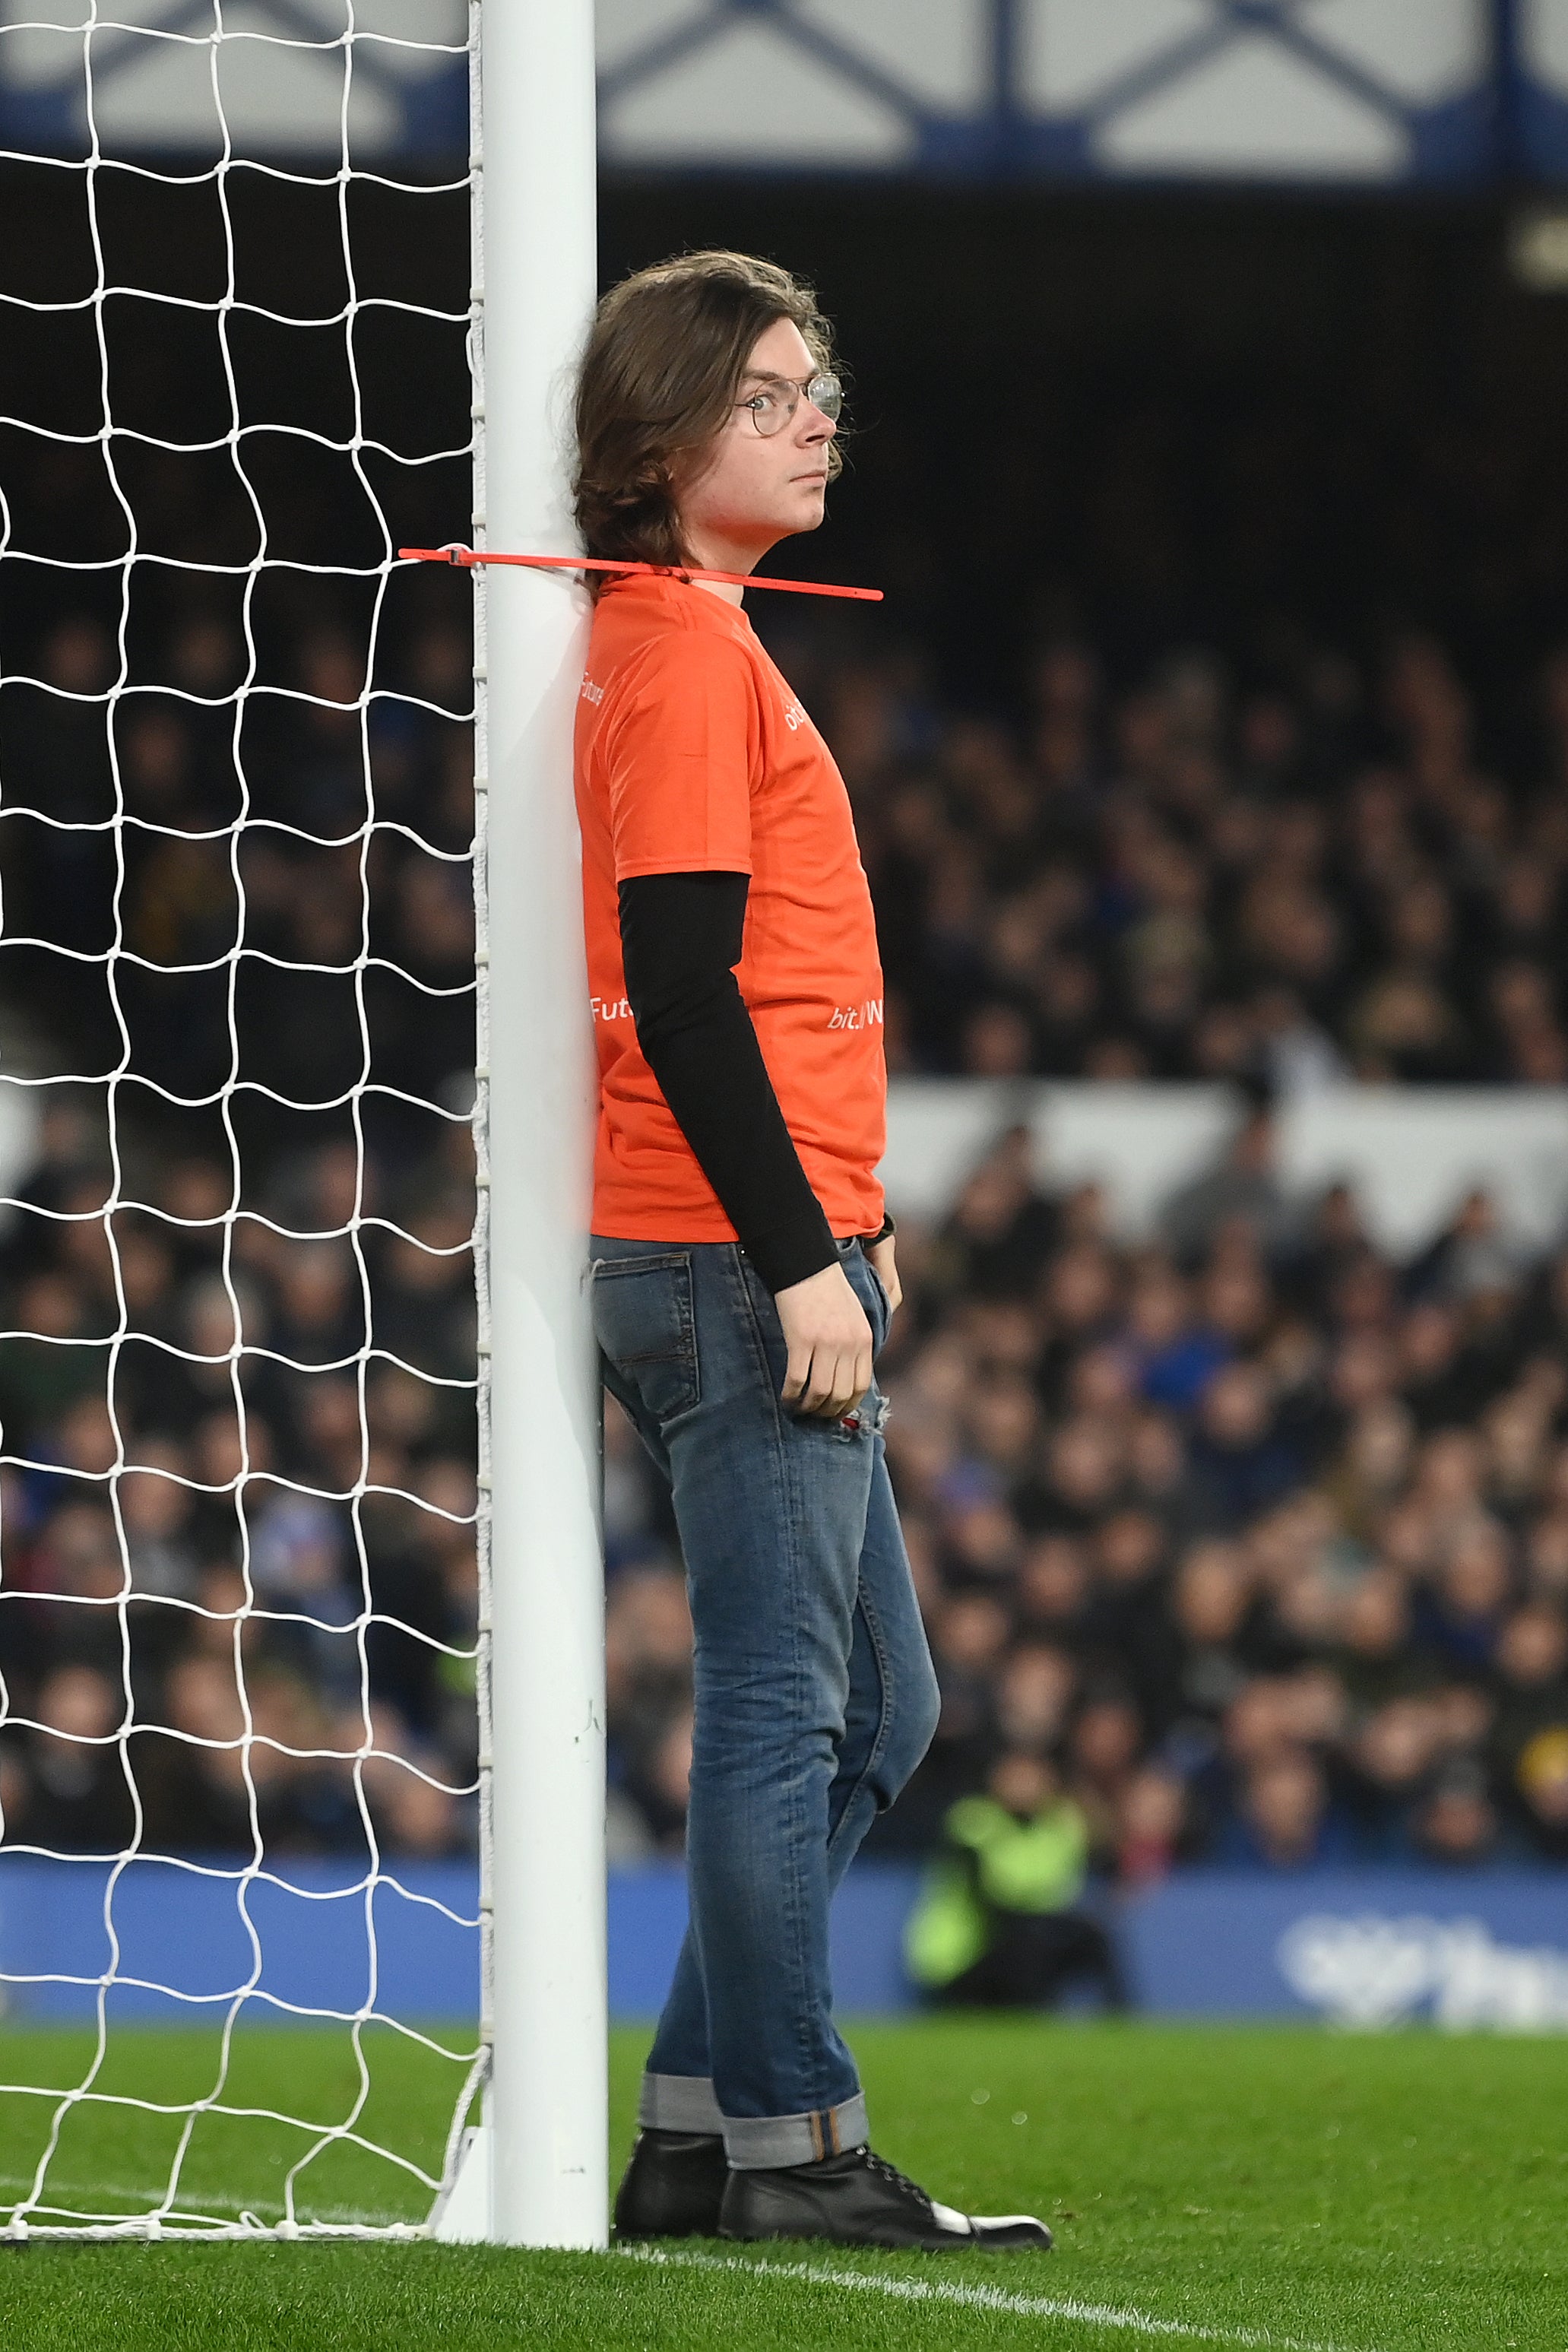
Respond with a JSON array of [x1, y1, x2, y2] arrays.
[[398, 546, 882, 602]]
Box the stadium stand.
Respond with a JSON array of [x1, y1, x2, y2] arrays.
[[0, 606, 480, 1865], [797, 629, 1568, 1088], [4, 607, 1568, 1877], [607, 1111, 1568, 1878]]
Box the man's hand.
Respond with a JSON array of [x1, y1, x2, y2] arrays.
[[866, 1232, 901, 1317], [775, 1261, 873, 1418]]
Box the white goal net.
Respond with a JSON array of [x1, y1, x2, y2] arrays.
[[0, 2, 493, 2238]]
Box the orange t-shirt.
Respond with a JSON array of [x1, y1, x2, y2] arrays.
[[574, 574, 885, 1243]]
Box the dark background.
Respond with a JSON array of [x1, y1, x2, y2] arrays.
[[603, 183, 1568, 728], [8, 157, 1568, 724]]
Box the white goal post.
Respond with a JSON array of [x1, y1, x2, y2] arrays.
[[459, 0, 606, 2252]]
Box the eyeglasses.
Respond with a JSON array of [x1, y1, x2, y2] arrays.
[[735, 371, 842, 436]]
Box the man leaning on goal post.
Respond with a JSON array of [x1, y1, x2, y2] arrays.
[[572, 249, 1050, 2252]]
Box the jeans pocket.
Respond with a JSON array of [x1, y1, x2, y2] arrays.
[[865, 1262, 892, 1354], [589, 1251, 700, 1421], [841, 1241, 890, 1358]]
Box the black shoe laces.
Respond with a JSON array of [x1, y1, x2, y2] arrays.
[[860, 2148, 933, 2217]]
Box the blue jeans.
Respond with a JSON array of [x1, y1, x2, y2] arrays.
[[588, 1234, 940, 2169]]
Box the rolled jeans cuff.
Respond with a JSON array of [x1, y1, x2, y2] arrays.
[[638, 2071, 725, 2134], [721, 2091, 870, 2171]]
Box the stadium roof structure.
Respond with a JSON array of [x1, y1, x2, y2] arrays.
[[4, 0, 1568, 185]]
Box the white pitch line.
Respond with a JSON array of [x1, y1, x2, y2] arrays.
[[619, 2243, 1370, 2352]]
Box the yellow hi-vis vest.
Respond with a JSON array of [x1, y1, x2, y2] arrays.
[[904, 1795, 1090, 1989]]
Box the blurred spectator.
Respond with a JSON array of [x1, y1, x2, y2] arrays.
[[625, 1707, 695, 1856], [9, 1664, 133, 1850], [1411, 1762, 1501, 1868], [1116, 1770, 1190, 1885], [904, 1751, 1126, 2008], [1219, 1751, 1348, 1872], [1513, 1729, 1568, 1861], [1161, 1104, 1290, 1267], [1183, 1363, 1301, 1533]]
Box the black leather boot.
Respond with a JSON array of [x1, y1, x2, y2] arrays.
[[720, 2144, 1052, 2252], [613, 2128, 729, 2239]]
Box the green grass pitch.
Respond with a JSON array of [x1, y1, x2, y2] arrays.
[[0, 2018, 1564, 2350]]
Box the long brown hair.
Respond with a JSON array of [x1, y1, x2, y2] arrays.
[[572, 250, 841, 589]]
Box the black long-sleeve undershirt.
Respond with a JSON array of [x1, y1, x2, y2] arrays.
[[617, 869, 839, 1295]]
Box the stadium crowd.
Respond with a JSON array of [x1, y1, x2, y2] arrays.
[[609, 1117, 1568, 1879], [790, 627, 1568, 1092], [2, 607, 1568, 1884], [0, 604, 482, 1865]]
